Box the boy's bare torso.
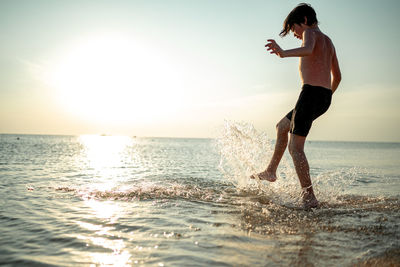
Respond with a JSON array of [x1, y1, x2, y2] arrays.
[[300, 28, 334, 89]]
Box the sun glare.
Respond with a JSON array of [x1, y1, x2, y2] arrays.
[[47, 33, 184, 124]]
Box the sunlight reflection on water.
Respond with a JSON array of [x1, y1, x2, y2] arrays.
[[78, 135, 132, 169], [75, 135, 135, 266], [75, 200, 132, 266], [77, 135, 135, 188]]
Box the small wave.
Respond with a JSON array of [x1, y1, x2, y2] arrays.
[[53, 183, 227, 203]]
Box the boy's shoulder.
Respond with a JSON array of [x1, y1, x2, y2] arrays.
[[309, 28, 333, 45], [306, 27, 324, 36]]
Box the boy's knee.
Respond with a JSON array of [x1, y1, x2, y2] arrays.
[[288, 142, 295, 156], [276, 119, 290, 135], [288, 141, 303, 157]]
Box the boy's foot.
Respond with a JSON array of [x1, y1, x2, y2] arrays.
[[301, 187, 319, 210], [303, 198, 319, 210], [250, 170, 277, 182]]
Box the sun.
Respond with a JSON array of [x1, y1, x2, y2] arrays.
[[46, 33, 184, 124]]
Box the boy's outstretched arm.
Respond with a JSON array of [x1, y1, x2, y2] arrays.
[[266, 29, 316, 58], [331, 47, 341, 93]]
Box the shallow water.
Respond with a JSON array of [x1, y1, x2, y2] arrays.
[[0, 124, 399, 266]]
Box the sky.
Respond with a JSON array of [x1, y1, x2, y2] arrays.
[[1, 0, 399, 142]]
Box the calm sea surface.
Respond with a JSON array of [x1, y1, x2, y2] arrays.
[[1, 123, 399, 266]]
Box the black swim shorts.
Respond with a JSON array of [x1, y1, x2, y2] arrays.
[[285, 84, 332, 137]]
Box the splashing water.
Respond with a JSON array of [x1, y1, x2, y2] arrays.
[[217, 120, 299, 205], [216, 120, 358, 207], [217, 120, 274, 186]]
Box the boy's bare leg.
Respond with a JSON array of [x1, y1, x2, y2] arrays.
[[251, 117, 290, 182], [288, 134, 319, 209]]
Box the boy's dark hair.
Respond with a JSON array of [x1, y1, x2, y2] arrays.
[[280, 3, 318, 37]]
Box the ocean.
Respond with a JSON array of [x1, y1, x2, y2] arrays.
[[0, 122, 399, 266]]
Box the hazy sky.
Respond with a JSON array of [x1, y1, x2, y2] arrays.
[[1, 0, 399, 142]]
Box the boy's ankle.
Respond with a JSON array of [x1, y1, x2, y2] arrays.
[[265, 167, 276, 174], [301, 186, 317, 201], [301, 185, 314, 194]]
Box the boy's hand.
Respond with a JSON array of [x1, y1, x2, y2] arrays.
[[265, 39, 285, 58]]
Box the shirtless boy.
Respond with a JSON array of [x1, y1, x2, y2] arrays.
[[251, 3, 341, 209]]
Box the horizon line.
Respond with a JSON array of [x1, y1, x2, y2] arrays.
[[1, 132, 399, 144]]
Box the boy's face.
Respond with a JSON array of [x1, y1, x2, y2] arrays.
[[291, 23, 304, 40]]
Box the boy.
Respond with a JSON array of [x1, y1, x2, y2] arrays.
[[251, 3, 341, 209]]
